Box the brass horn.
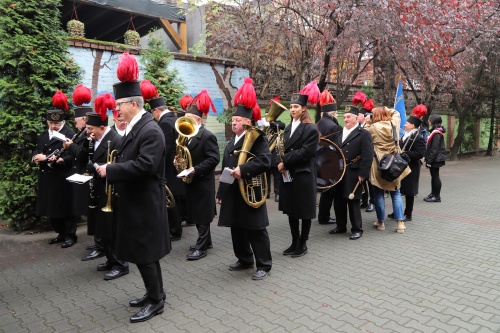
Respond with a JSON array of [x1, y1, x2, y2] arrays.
[[165, 185, 175, 209], [234, 125, 268, 208], [102, 142, 118, 212], [174, 116, 200, 184], [265, 99, 287, 152]]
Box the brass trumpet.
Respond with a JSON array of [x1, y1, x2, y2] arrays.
[[174, 116, 200, 184], [102, 142, 118, 212]]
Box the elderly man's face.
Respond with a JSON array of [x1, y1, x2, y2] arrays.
[[113, 113, 127, 130], [48, 121, 63, 132]]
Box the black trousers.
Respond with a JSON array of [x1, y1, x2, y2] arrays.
[[230, 227, 272, 272], [136, 261, 163, 304], [194, 224, 212, 251], [50, 216, 77, 241], [266, 166, 281, 195], [404, 195, 415, 217], [429, 167, 442, 196], [288, 217, 312, 240], [102, 239, 128, 271], [318, 187, 334, 223], [361, 180, 374, 204], [333, 197, 363, 232], [168, 194, 185, 238]]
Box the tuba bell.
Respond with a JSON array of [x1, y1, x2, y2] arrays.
[[234, 124, 268, 208], [174, 116, 200, 184], [264, 99, 287, 152]]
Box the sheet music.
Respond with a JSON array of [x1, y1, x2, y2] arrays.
[[176, 168, 194, 178], [51, 131, 67, 142], [282, 170, 292, 183], [66, 173, 93, 184], [219, 167, 235, 184]]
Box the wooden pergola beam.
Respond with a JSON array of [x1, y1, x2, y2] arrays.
[[159, 18, 187, 54]]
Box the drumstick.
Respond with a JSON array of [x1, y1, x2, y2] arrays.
[[348, 180, 363, 200]]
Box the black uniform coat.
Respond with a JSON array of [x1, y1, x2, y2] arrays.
[[157, 112, 185, 196], [68, 132, 89, 217], [317, 115, 342, 141], [184, 126, 219, 225], [77, 129, 122, 239], [106, 112, 170, 265], [333, 126, 373, 200], [33, 125, 75, 218], [400, 132, 425, 196], [217, 133, 271, 230], [279, 122, 319, 219]]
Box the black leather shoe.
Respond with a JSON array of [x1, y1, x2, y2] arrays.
[[329, 227, 347, 234], [61, 239, 76, 248], [186, 250, 207, 260], [252, 270, 269, 280], [170, 234, 181, 241], [229, 261, 254, 271], [405, 215, 412, 221], [274, 195, 279, 202], [319, 218, 336, 225], [181, 220, 195, 227], [350, 232, 363, 240], [86, 244, 98, 251], [360, 201, 368, 208], [130, 292, 166, 308], [103, 269, 129, 280], [189, 244, 213, 251], [365, 204, 375, 212], [388, 212, 395, 219], [97, 262, 112, 271], [82, 250, 105, 261], [424, 195, 441, 202], [130, 301, 164, 323], [48, 236, 65, 244]]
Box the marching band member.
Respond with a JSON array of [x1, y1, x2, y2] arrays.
[[278, 82, 320, 257], [216, 78, 272, 280]]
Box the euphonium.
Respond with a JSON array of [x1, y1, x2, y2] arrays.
[[174, 116, 200, 184], [102, 142, 118, 213], [165, 185, 175, 209], [264, 99, 287, 152], [235, 125, 268, 208]]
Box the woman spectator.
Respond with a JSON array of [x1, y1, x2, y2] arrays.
[[423, 114, 446, 202], [278, 82, 320, 257], [366, 107, 411, 234], [388, 105, 427, 221]]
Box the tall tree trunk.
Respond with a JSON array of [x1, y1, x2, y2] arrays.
[[449, 92, 466, 161], [485, 95, 496, 156]]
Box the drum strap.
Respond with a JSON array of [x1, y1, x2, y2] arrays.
[[349, 155, 361, 164]]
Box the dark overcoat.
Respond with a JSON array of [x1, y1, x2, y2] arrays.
[[333, 126, 373, 199], [157, 112, 185, 196], [317, 115, 342, 141], [106, 112, 170, 264], [217, 134, 271, 230], [77, 129, 122, 239], [400, 132, 426, 196], [68, 132, 89, 217], [33, 125, 75, 218], [279, 123, 319, 219], [184, 126, 219, 225]]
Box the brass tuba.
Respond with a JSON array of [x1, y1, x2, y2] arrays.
[[174, 116, 200, 184], [264, 99, 287, 152], [102, 143, 118, 213], [165, 185, 175, 209], [234, 125, 268, 208]]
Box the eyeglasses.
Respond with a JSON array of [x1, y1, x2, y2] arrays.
[[115, 101, 132, 108]]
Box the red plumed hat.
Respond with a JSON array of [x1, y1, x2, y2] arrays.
[[179, 94, 193, 111], [94, 93, 116, 121], [140, 80, 158, 102], [298, 81, 320, 105], [319, 90, 335, 106], [411, 104, 428, 118], [72, 84, 91, 107], [362, 99, 374, 112], [252, 104, 262, 122], [233, 78, 257, 109], [52, 90, 69, 112], [116, 53, 139, 82], [187, 89, 216, 117], [270, 95, 280, 105], [352, 91, 367, 106]]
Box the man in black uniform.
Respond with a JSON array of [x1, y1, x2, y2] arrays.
[[216, 78, 272, 280], [179, 90, 220, 261], [150, 96, 186, 241], [329, 106, 373, 240], [95, 53, 170, 323]]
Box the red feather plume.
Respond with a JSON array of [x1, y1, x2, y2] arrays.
[[52, 90, 69, 112], [319, 90, 335, 106], [362, 99, 374, 111], [352, 91, 367, 106], [252, 104, 262, 122], [94, 93, 116, 121], [233, 78, 257, 109], [192, 89, 216, 115], [116, 53, 139, 82], [269, 95, 281, 105], [72, 84, 91, 107], [298, 81, 320, 105], [140, 80, 158, 101], [411, 104, 428, 119], [179, 94, 193, 110]]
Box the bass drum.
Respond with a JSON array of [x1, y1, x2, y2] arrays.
[[316, 138, 346, 192]]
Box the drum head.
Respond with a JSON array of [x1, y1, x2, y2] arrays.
[[316, 138, 346, 191]]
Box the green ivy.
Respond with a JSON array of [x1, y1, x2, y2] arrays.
[[0, 0, 81, 230]]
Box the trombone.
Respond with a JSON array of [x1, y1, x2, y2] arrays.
[[102, 141, 118, 212]]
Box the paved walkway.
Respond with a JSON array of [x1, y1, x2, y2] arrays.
[[1, 156, 499, 333]]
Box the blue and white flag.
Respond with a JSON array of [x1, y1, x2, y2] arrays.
[[394, 78, 407, 137]]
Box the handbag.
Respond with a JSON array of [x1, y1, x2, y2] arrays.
[[375, 122, 408, 182]]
